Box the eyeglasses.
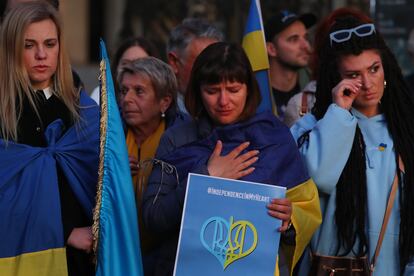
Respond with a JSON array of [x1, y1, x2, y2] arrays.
[[329, 23, 376, 46]]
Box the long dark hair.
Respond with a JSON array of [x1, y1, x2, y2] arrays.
[[313, 14, 414, 273]]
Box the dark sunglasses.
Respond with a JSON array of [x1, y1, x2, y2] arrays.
[[329, 23, 376, 46]]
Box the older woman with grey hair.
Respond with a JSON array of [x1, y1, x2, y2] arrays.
[[116, 56, 187, 271], [117, 56, 187, 198]]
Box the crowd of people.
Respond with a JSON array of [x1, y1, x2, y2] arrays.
[[1, 1, 414, 276]]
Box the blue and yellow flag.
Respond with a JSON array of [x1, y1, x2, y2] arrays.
[[0, 91, 100, 276], [149, 110, 321, 275], [93, 40, 144, 276], [242, 0, 272, 113]]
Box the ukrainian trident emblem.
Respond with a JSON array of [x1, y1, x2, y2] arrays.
[[200, 216, 258, 269]]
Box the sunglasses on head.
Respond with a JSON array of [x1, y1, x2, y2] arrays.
[[329, 23, 376, 46]]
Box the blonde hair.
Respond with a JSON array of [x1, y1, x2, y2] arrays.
[[0, 1, 78, 141]]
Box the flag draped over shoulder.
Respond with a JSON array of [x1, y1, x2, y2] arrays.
[[160, 111, 308, 189], [242, 0, 272, 113], [93, 40, 144, 276], [151, 111, 321, 275], [0, 92, 99, 276]]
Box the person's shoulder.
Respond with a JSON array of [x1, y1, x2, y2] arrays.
[[298, 67, 312, 88], [302, 80, 317, 93], [252, 110, 289, 130], [288, 81, 316, 104], [164, 119, 197, 139], [79, 90, 98, 107], [156, 118, 198, 158], [284, 81, 317, 126], [289, 113, 316, 143], [244, 111, 293, 143], [78, 90, 99, 123], [166, 110, 191, 129], [290, 112, 317, 131]]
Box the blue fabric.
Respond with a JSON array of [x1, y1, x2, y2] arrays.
[[142, 111, 310, 275], [95, 40, 143, 276], [244, 0, 261, 33], [255, 70, 272, 113], [0, 92, 99, 258], [165, 111, 308, 188], [291, 104, 414, 275], [242, 0, 272, 113]]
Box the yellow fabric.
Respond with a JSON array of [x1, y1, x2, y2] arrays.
[[274, 179, 322, 276], [126, 120, 166, 202], [0, 248, 67, 276], [242, 30, 270, 72], [274, 256, 280, 276], [125, 120, 166, 252]]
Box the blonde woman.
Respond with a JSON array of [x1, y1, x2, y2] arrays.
[[0, 2, 99, 276]]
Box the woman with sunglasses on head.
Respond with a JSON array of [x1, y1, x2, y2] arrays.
[[291, 9, 414, 275], [284, 8, 372, 128], [0, 2, 99, 275], [142, 42, 321, 275]]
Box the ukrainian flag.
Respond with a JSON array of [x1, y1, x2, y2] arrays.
[[242, 0, 272, 113], [93, 40, 144, 276], [155, 110, 321, 276], [0, 91, 100, 276]]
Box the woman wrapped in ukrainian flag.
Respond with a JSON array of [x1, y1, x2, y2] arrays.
[[141, 42, 321, 275], [0, 2, 99, 276]]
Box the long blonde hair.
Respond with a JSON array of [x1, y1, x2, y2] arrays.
[[0, 2, 79, 141]]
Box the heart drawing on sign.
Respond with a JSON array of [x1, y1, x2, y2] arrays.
[[200, 216, 258, 269]]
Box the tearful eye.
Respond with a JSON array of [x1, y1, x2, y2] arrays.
[[370, 66, 379, 73], [346, 73, 359, 79]]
